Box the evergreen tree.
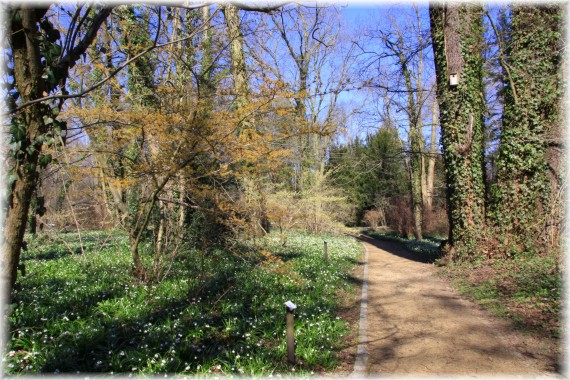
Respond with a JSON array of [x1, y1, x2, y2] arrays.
[[328, 126, 407, 225]]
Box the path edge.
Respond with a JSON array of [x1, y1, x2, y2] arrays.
[[351, 240, 369, 377]]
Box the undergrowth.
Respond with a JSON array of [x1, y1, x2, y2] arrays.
[[4, 230, 362, 376], [440, 253, 562, 340]]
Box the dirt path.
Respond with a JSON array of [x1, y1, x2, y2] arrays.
[[351, 236, 561, 377]]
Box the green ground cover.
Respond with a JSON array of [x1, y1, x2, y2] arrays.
[[4, 230, 362, 375], [365, 230, 444, 262], [441, 254, 562, 339]]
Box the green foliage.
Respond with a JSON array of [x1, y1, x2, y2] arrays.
[[38, 16, 63, 88], [442, 253, 561, 338], [6, 9, 67, 195], [488, 5, 563, 255], [327, 126, 408, 225], [430, 5, 487, 258], [365, 229, 444, 262], [6, 230, 362, 375]]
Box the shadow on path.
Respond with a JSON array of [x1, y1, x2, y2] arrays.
[[353, 234, 434, 264], [350, 235, 559, 376]]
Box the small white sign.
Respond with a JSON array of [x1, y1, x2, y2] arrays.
[[284, 301, 297, 310], [449, 73, 459, 86]]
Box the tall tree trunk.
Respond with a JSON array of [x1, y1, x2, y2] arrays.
[[166, 7, 181, 82], [4, 6, 110, 294], [424, 100, 439, 212], [3, 8, 50, 293], [223, 4, 271, 237], [406, 92, 423, 240], [223, 4, 248, 110], [98, 168, 114, 225], [399, 44, 423, 240], [199, 5, 215, 98], [178, 177, 186, 231], [429, 3, 486, 259], [489, 5, 563, 254]]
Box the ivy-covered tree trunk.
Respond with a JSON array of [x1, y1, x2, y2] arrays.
[[429, 3, 487, 259], [4, 6, 111, 294], [489, 6, 563, 255], [3, 8, 51, 293]]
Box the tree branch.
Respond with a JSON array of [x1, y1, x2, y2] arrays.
[[484, 9, 518, 104], [51, 7, 113, 92], [231, 1, 289, 13], [11, 8, 219, 115]]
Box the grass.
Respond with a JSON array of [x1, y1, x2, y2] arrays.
[[440, 253, 562, 340], [4, 230, 363, 375]]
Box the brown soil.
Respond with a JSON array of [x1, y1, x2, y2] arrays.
[[350, 235, 562, 377]]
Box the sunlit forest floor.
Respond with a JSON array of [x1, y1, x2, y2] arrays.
[[5, 230, 362, 375], [365, 229, 562, 372], [5, 228, 561, 375]]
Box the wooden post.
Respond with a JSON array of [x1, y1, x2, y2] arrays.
[[284, 301, 297, 364], [323, 240, 328, 262]]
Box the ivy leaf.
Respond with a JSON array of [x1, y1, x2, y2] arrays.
[[38, 154, 52, 169], [43, 115, 53, 125]]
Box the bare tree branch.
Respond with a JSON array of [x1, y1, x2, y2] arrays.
[[484, 9, 518, 105], [10, 8, 220, 115], [51, 7, 114, 92]]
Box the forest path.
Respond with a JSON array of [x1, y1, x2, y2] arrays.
[[351, 235, 560, 377]]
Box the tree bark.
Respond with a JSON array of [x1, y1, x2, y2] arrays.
[[199, 5, 215, 98], [489, 5, 563, 254], [403, 66, 423, 241], [424, 100, 438, 212], [3, 8, 50, 293], [389, 27, 424, 240], [430, 3, 486, 259], [4, 6, 111, 295], [223, 4, 249, 110]]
